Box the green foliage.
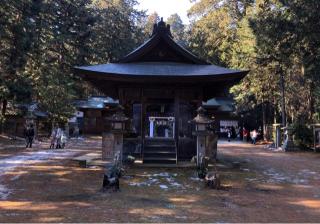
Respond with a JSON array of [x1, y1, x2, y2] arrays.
[[166, 14, 186, 45], [292, 123, 313, 150], [140, 12, 159, 39], [0, 0, 145, 121], [314, 87, 320, 122], [188, 0, 320, 131]]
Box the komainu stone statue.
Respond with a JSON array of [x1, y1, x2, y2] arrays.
[[102, 152, 122, 192]]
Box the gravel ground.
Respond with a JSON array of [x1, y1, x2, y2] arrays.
[[0, 137, 319, 222]]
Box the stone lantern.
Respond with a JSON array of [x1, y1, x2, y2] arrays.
[[103, 105, 128, 163], [189, 106, 215, 166]]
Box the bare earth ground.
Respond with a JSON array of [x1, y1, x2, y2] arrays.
[[0, 136, 320, 223]]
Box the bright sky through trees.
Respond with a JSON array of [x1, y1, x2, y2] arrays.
[[136, 0, 194, 24]]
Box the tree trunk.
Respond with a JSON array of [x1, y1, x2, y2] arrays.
[[2, 99, 7, 116]]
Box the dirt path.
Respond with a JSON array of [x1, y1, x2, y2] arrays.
[[0, 138, 319, 222]]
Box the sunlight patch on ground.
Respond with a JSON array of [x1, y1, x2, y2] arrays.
[[169, 196, 197, 203], [0, 201, 92, 211], [129, 208, 175, 216], [37, 217, 65, 222], [290, 199, 320, 209]]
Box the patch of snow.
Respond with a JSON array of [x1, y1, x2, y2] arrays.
[[159, 184, 168, 189], [128, 182, 144, 187], [170, 182, 182, 187], [10, 175, 21, 181], [176, 216, 187, 219], [148, 178, 159, 183], [190, 177, 203, 182], [129, 172, 183, 189], [0, 184, 11, 200], [165, 177, 174, 182], [262, 168, 312, 185], [0, 150, 77, 175], [3, 213, 20, 217], [245, 178, 258, 182], [152, 172, 170, 177], [88, 166, 99, 169], [165, 203, 175, 209]]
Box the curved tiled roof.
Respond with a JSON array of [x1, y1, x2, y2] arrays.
[[75, 62, 246, 77]]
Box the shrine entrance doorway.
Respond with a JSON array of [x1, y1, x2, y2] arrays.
[[145, 100, 175, 139]]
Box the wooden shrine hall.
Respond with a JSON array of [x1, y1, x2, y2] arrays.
[[74, 18, 248, 164]]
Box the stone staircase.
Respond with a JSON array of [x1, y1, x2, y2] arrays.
[[143, 138, 177, 164]]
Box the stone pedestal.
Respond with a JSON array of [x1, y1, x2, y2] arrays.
[[102, 132, 115, 160], [196, 135, 206, 166], [113, 133, 124, 164]]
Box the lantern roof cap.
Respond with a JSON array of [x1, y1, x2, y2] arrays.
[[106, 105, 128, 122], [190, 106, 214, 124]]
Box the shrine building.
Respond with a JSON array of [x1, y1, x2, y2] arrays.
[[74, 19, 249, 164]]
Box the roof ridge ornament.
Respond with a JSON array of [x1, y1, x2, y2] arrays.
[[151, 17, 173, 38]]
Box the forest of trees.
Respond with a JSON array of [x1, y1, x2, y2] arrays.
[[1, 0, 319, 133]]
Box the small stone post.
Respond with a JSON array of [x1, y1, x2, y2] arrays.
[[273, 123, 281, 148]]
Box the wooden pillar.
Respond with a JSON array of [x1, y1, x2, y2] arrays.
[[174, 90, 180, 162], [141, 90, 146, 158], [197, 88, 204, 108]]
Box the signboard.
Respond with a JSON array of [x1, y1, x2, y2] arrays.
[[75, 111, 84, 118]]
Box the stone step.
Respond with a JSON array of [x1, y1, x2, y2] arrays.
[[144, 144, 176, 148], [143, 157, 177, 164], [145, 138, 175, 146], [144, 146, 176, 152], [144, 150, 176, 154]]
